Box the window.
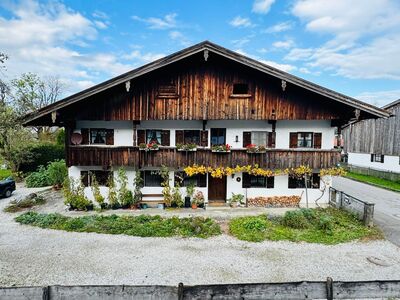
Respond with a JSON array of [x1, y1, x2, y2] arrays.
[[183, 130, 200, 145], [232, 83, 249, 95], [143, 170, 163, 187], [288, 173, 320, 189], [251, 131, 267, 146], [297, 132, 313, 148], [90, 129, 106, 144], [211, 128, 226, 146], [243, 173, 274, 188], [146, 130, 162, 144], [371, 154, 384, 163], [81, 170, 111, 187], [174, 172, 207, 187], [157, 79, 178, 98]]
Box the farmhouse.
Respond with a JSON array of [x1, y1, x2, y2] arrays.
[[23, 41, 389, 206], [343, 99, 400, 176]]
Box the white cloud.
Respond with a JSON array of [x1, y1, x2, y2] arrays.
[[231, 37, 251, 48], [122, 50, 165, 63], [264, 21, 293, 33], [273, 39, 295, 49], [132, 13, 177, 30], [94, 20, 108, 29], [355, 90, 400, 107], [234, 49, 296, 73], [288, 0, 400, 79], [252, 0, 275, 14], [229, 16, 253, 28], [168, 31, 191, 47]]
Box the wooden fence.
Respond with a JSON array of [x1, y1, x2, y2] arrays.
[[1, 279, 400, 299], [329, 187, 375, 226]]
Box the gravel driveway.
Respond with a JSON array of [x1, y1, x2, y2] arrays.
[[1, 185, 400, 287], [333, 177, 400, 246]]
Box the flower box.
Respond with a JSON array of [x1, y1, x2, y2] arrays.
[[211, 144, 231, 153], [245, 144, 267, 154], [176, 143, 197, 152], [139, 143, 160, 151]]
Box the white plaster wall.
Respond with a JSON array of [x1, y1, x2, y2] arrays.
[[76, 120, 133, 146], [275, 120, 335, 149], [348, 152, 400, 173], [226, 173, 330, 206]]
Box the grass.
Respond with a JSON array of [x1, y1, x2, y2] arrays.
[[15, 212, 222, 238], [0, 169, 12, 180], [345, 171, 400, 192], [4, 196, 46, 213], [229, 208, 383, 244]]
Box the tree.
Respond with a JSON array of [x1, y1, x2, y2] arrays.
[[10, 73, 64, 137]]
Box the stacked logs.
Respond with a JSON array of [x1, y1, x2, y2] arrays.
[[247, 196, 301, 208]]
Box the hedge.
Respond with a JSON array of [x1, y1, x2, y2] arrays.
[[19, 143, 65, 173]]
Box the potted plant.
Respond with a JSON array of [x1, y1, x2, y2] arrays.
[[139, 143, 147, 150], [149, 142, 159, 151], [185, 181, 195, 207], [228, 193, 245, 208], [211, 144, 231, 153], [246, 144, 267, 153], [186, 143, 197, 151], [176, 143, 185, 151], [192, 191, 204, 209]]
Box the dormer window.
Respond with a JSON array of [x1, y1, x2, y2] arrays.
[[232, 83, 248, 95]]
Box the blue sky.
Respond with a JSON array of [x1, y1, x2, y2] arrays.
[[1, 0, 400, 107]]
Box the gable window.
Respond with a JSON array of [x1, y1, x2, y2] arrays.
[[174, 172, 207, 187], [157, 79, 178, 98], [232, 83, 249, 95], [81, 170, 111, 187], [90, 129, 107, 144], [371, 154, 384, 163], [143, 170, 163, 187], [288, 173, 320, 189], [146, 130, 162, 144], [242, 173, 274, 188]]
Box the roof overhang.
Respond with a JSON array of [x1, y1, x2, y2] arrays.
[[23, 41, 390, 125]]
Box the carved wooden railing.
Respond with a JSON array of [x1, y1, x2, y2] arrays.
[[67, 146, 341, 169]]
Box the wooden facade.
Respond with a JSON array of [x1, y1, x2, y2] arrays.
[[343, 102, 400, 156], [67, 146, 340, 169]]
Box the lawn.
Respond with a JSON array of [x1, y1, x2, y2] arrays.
[[0, 169, 12, 180], [229, 208, 383, 244], [15, 212, 222, 238], [345, 171, 400, 192]]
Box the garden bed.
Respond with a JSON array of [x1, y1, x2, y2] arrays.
[[15, 212, 221, 238], [229, 208, 383, 244]]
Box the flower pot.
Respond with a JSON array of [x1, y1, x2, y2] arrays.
[[191, 204, 198, 209], [230, 202, 238, 208]]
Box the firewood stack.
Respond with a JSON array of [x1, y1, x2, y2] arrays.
[[247, 196, 301, 208]]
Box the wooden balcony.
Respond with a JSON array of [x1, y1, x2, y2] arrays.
[[67, 146, 341, 170]]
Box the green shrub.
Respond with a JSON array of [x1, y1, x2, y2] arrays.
[[0, 169, 12, 180], [15, 212, 222, 238], [19, 143, 64, 173], [25, 165, 51, 187], [47, 160, 67, 187], [281, 210, 310, 229], [90, 173, 105, 206], [116, 168, 133, 207], [229, 215, 271, 242], [299, 208, 317, 222], [317, 214, 334, 233], [107, 174, 119, 209], [63, 177, 93, 211], [172, 185, 184, 208]]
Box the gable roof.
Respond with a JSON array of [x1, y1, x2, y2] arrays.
[[382, 99, 400, 110], [23, 40, 390, 125]]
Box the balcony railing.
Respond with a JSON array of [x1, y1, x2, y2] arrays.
[[67, 146, 341, 169]]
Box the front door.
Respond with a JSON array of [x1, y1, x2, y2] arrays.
[[208, 176, 227, 201]]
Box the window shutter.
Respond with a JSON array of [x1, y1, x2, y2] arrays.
[[198, 174, 207, 187], [137, 130, 146, 145], [267, 176, 274, 188], [268, 132, 276, 148], [81, 128, 89, 145], [105, 129, 114, 145], [200, 130, 208, 147], [242, 173, 251, 188], [381, 155, 384, 163], [371, 154, 374, 162], [175, 130, 184, 145], [243, 131, 251, 147], [313, 132, 322, 149], [289, 132, 297, 148], [81, 171, 89, 187], [161, 130, 170, 146]]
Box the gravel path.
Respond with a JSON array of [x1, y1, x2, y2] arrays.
[[1, 186, 400, 286]]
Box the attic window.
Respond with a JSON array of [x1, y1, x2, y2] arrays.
[[230, 83, 251, 98], [157, 79, 178, 98]]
